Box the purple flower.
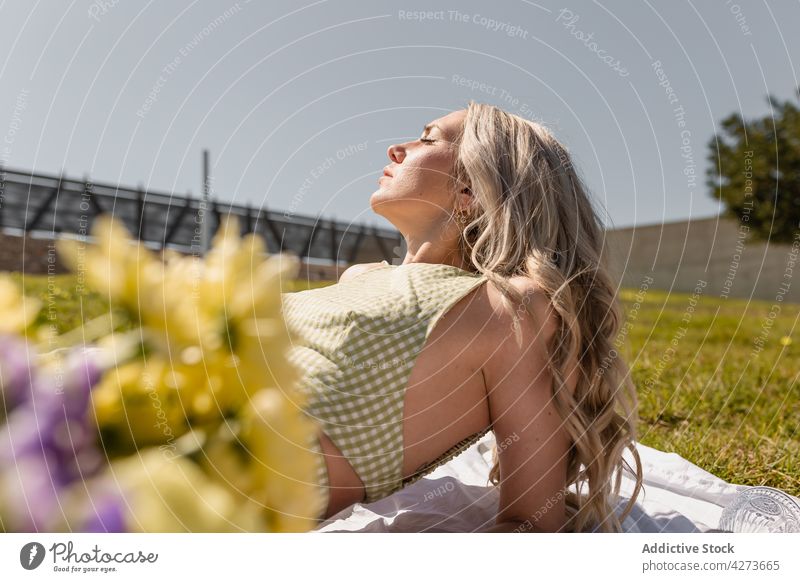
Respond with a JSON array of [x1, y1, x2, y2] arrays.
[[0, 341, 115, 532], [82, 495, 127, 533], [0, 333, 35, 414], [31, 347, 103, 420], [1, 453, 63, 532]]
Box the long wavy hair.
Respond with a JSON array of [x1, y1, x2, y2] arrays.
[[449, 100, 643, 533]]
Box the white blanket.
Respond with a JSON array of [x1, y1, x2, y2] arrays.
[[314, 432, 799, 533]]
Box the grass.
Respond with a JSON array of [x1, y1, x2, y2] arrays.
[[7, 272, 799, 496], [6, 272, 126, 336], [620, 287, 799, 496]]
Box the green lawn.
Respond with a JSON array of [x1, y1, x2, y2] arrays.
[[8, 273, 799, 496], [620, 287, 799, 496]]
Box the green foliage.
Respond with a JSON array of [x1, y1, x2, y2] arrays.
[[707, 93, 800, 243], [5, 272, 130, 335]]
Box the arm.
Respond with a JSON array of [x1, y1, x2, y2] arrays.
[[479, 281, 572, 533]]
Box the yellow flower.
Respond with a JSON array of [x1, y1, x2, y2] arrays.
[[106, 448, 266, 532], [193, 218, 303, 397], [91, 359, 188, 453], [779, 336, 792, 346], [198, 423, 258, 496], [57, 217, 210, 351], [240, 388, 324, 532], [0, 275, 41, 334]]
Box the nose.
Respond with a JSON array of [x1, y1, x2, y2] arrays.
[[387, 142, 406, 164]]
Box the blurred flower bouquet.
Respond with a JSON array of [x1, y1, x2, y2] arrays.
[[0, 216, 324, 532]]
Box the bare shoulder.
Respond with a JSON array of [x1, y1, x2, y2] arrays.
[[455, 274, 559, 382], [338, 261, 386, 283], [472, 275, 558, 347]]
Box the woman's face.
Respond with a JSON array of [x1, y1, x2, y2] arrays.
[[370, 109, 468, 230]]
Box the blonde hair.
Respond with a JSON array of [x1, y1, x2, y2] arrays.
[[449, 100, 643, 533]]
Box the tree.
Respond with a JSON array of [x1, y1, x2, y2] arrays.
[[707, 91, 800, 243]]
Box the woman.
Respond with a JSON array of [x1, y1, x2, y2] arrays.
[[282, 100, 643, 533]]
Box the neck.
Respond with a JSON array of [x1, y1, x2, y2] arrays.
[[398, 219, 471, 271]]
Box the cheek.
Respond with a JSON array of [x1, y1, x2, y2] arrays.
[[399, 150, 454, 196]]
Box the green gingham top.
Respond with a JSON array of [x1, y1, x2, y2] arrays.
[[281, 261, 492, 505]]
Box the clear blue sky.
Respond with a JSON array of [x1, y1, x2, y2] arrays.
[[0, 0, 798, 230]]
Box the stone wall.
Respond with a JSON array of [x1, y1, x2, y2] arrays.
[[0, 232, 66, 275], [605, 216, 800, 303]]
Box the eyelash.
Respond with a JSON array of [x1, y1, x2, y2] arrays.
[[419, 137, 435, 143]]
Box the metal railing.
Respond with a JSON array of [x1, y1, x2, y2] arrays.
[[0, 166, 402, 265]]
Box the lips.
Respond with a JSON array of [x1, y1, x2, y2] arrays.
[[382, 166, 394, 177]]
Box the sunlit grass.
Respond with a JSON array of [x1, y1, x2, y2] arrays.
[[621, 287, 799, 495]]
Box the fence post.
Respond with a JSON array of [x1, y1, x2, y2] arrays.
[[259, 208, 283, 253], [25, 173, 63, 233], [0, 162, 4, 228], [346, 223, 366, 265], [84, 174, 106, 218], [245, 202, 253, 234], [302, 222, 318, 258], [201, 149, 211, 254], [211, 198, 220, 242], [371, 225, 390, 260], [137, 184, 146, 240], [329, 217, 337, 263]]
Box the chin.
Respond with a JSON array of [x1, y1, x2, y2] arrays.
[[369, 187, 394, 210], [369, 203, 390, 222], [370, 197, 407, 229], [368, 191, 382, 213]]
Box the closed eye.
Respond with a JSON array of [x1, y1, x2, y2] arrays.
[[419, 137, 435, 143]]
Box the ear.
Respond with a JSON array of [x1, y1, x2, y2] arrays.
[[456, 187, 474, 213]]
